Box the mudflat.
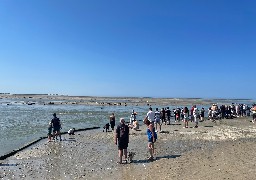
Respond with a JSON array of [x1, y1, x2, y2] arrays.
[[1, 116, 256, 180]]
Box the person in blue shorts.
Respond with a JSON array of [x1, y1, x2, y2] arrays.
[[144, 119, 157, 161]]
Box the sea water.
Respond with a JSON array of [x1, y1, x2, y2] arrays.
[[0, 98, 153, 156], [0, 97, 253, 157]]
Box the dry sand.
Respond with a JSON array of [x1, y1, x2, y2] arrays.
[[1, 116, 256, 180]]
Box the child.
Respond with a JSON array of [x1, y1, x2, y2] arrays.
[[47, 121, 53, 142], [68, 128, 75, 135], [132, 119, 139, 130], [103, 123, 110, 132]]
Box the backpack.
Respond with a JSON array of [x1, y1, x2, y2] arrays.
[[118, 124, 128, 140]]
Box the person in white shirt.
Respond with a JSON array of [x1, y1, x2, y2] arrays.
[[146, 107, 155, 124], [154, 108, 161, 132], [193, 105, 199, 128]]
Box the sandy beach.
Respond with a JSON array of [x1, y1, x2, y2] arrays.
[[1, 114, 256, 180]]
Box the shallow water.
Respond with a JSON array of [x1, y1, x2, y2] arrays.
[[0, 98, 174, 156], [0, 97, 252, 157]]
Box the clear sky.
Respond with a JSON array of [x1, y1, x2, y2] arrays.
[[0, 0, 255, 99]]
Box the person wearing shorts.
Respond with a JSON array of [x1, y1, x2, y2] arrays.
[[115, 118, 129, 164], [51, 113, 62, 141], [144, 119, 156, 161], [154, 108, 161, 132], [183, 107, 189, 128]]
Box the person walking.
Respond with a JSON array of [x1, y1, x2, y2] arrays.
[[51, 113, 62, 141], [115, 118, 129, 164]]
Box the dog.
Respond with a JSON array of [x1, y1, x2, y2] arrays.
[[103, 123, 110, 132], [68, 128, 75, 135], [128, 152, 136, 163]]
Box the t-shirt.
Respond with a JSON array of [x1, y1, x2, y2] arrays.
[[166, 109, 171, 116], [193, 108, 199, 116], [116, 123, 129, 142], [155, 111, 161, 120], [147, 110, 155, 122], [51, 117, 60, 127]]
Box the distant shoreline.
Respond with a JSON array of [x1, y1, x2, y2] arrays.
[[0, 94, 253, 101], [0, 94, 254, 107]]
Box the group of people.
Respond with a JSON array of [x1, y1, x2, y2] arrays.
[[47, 103, 255, 164], [146, 106, 202, 129], [47, 113, 62, 142], [114, 108, 158, 164]]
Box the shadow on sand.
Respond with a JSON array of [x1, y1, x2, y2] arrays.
[[155, 155, 181, 160], [132, 154, 181, 164]]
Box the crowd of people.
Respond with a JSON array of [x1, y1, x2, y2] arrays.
[[112, 103, 256, 164], [47, 103, 256, 164]]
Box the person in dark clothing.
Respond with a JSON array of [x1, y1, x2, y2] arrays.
[[161, 108, 166, 125], [115, 118, 129, 164], [103, 123, 110, 132], [109, 113, 116, 131], [51, 113, 62, 141], [166, 107, 171, 125], [220, 105, 226, 119]]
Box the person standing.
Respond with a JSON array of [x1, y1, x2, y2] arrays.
[[130, 110, 137, 124], [193, 105, 199, 128], [183, 107, 189, 128], [200, 107, 205, 121], [146, 107, 155, 124], [109, 113, 116, 131], [154, 108, 161, 132], [251, 105, 256, 123], [47, 121, 53, 142], [166, 107, 171, 125], [144, 119, 157, 161], [51, 113, 62, 141], [160, 108, 166, 125], [115, 118, 129, 164]]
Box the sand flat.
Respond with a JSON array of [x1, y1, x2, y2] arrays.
[[1, 116, 256, 179]]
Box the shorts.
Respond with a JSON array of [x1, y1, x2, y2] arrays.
[[148, 137, 153, 143], [155, 119, 160, 124], [48, 128, 52, 135], [194, 115, 198, 123], [184, 117, 189, 121], [110, 122, 115, 129], [118, 141, 128, 150], [53, 126, 60, 132]]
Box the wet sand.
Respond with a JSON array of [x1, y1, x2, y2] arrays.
[[1, 116, 256, 180]]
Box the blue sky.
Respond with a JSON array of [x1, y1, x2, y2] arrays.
[[0, 0, 255, 99]]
